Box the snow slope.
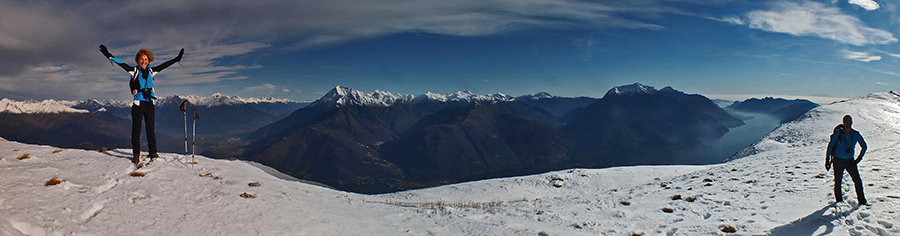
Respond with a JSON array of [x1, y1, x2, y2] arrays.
[[1, 93, 899, 235]]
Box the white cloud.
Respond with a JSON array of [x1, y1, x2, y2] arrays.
[[241, 83, 303, 98], [876, 50, 900, 58], [842, 49, 882, 62], [744, 1, 896, 46], [849, 0, 880, 11], [707, 16, 745, 25], [877, 82, 889, 85], [871, 68, 900, 77], [245, 83, 278, 91]]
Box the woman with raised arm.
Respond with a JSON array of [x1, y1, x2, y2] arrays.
[[100, 45, 183, 167]]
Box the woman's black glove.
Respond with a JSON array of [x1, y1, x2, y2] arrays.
[[99, 45, 113, 58], [175, 48, 184, 62]]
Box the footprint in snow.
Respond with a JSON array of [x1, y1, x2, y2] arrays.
[[77, 202, 105, 224]]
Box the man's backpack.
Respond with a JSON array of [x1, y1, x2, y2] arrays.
[[827, 124, 845, 170]]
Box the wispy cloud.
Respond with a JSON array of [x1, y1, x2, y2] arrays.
[[741, 0, 896, 46], [242, 83, 303, 98], [849, 0, 880, 11], [875, 50, 900, 59], [705, 15, 745, 25], [842, 49, 882, 62]]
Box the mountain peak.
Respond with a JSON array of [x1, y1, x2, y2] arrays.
[[604, 83, 658, 98], [309, 86, 409, 108], [517, 92, 556, 100], [309, 86, 516, 108]]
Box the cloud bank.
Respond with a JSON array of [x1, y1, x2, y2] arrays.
[[743, 1, 896, 46]]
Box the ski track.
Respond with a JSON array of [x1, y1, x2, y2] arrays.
[[0, 93, 898, 235]]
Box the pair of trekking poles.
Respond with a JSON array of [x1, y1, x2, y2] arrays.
[[180, 100, 199, 169]]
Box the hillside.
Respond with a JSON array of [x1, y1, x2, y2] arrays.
[[1, 93, 899, 235]]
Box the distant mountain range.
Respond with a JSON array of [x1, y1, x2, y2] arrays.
[[241, 84, 753, 193], [0, 94, 306, 151], [74, 93, 307, 135], [726, 97, 819, 123]]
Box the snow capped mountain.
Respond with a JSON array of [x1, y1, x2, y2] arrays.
[[166, 93, 298, 108], [604, 82, 658, 97], [309, 86, 414, 108], [517, 92, 557, 100], [2, 94, 301, 114], [309, 86, 516, 108], [2, 92, 898, 235], [0, 98, 88, 114], [416, 90, 515, 104]]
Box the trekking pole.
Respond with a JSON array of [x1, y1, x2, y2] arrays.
[[192, 110, 199, 169], [181, 100, 188, 156]]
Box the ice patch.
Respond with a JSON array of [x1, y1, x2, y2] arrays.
[[7, 219, 62, 236]]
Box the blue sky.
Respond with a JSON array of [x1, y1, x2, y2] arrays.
[[1, 0, 899, 104]]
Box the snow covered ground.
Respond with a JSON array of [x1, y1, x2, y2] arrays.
[[1, 93, 899, 235]]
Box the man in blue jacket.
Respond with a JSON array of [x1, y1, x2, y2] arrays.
[[826, 115, 868, 205]]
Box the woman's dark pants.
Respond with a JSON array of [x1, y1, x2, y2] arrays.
[[131, 101, 157, 163]]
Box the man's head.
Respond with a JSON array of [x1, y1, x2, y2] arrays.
[[843, 115, 853, 131]]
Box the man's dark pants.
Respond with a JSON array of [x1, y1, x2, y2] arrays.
[[832, 157, 866, 204]]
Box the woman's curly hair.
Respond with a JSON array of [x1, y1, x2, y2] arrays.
[[135, 48, 154, 63]]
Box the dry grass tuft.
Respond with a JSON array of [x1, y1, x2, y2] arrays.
[[200, 173, 220, 179], [375, 199, 504, 213], [671, 194, 682, 200], [662, 207, 675, 213], [228, 157, 237, 161], [45, 177, 63, 186], [97, 147, 110, 152], [620, 200, 631, 206], [52, 149, 64, 153], [686, 196, 698, 202], [130, 171, 145, 177], [248, 182, 261, 187], [721, 225, 737, 233], [239, 192, 256, 198], [17, 154, 31, 160]]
